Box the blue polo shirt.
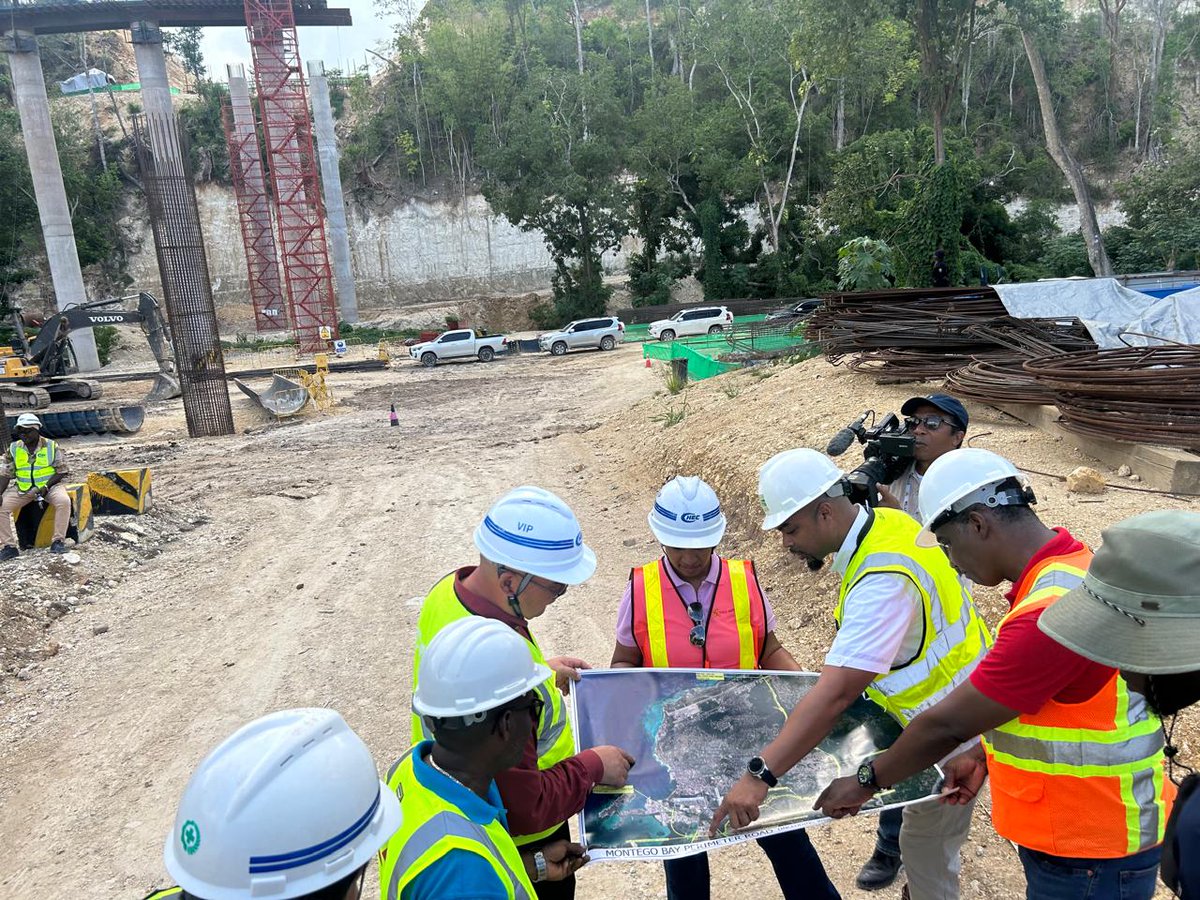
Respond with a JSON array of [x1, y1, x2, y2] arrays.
[[402, 741, 515, 900]]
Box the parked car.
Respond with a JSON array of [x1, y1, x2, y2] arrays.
[[408, 329, 508, 367], [647, 306, 734, 341], [538, 316, 625, 356], [764, 298, 823, 322]]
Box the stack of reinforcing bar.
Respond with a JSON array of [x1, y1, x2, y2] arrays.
[[808, 287, 1096, 384], [1020, 343, 1200, 448]]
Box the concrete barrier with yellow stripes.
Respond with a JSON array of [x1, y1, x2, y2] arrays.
[[86, 468, 153, 516], [13, 482, 94, 549]]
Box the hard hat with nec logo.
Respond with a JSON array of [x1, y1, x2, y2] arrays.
[[648, 476, 727, 549]]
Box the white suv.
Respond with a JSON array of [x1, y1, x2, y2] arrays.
[[538, 317, 625, 356], [648, 306, 734, 341]]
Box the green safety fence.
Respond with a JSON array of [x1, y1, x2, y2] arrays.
[[641, 320, 812, 381]]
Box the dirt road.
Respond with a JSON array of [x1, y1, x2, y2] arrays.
[[0, 345, 1186, 898]]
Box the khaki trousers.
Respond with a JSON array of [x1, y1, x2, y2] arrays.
[[899, 793, 979, 900], [0, 485, 71, 548]]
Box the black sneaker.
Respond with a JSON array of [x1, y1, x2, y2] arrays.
[[856, 849, 903, 891], [49, 539, 67, 554], [0, 545, 18, 562]]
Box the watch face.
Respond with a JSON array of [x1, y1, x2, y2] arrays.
[[748, 756, 765, 775], [857, 763, 874, 787]]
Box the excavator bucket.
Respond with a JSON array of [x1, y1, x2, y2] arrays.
[[146, 372, 182, 402], [234, 374, 309, 417]]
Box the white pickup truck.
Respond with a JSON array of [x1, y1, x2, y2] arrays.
[[408, 329, 509, 367]]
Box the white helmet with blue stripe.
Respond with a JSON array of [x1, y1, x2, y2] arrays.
[[163, 708, 401, 900], [474, 485, 597, 585], [648, 475, 727, 549]]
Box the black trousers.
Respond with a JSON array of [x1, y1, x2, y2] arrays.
[[663, 828, 841, 900]]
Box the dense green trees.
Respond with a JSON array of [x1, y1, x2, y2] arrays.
[[339, 0, 1197, 321]]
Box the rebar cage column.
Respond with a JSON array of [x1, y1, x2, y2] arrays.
[[133, 114, 235, 438]]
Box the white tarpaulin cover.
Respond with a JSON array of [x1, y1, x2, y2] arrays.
[[58, 69, 114, 95], [992, 279, 1200, 349]]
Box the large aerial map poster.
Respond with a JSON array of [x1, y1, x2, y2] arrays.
[[571, 669, 942, 860]]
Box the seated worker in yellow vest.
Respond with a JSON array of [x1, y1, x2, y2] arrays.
[[610, 475, 840, 900], [0, 413, 72, 560], [411, 485, 634, 900], [712, 449, 993, 900], [383, 615, 590, 900], [141, 707, 401, 900], [813, 449, 1176, 900]]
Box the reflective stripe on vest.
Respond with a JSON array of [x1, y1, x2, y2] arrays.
[[10, 440, 56, 492], [411, 572, 573, 845], [981, 550, 1176, 858], [141, 890, 182, 899], [379, 749, 536, 900], [834, 508, 992, 726], [630, 557, 766, 669]]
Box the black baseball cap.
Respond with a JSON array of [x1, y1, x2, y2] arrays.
[[901, 393, 968, 431]]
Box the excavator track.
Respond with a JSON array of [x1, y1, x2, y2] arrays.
[[45, 378, 104, 402], [0, 385, 52, 409]]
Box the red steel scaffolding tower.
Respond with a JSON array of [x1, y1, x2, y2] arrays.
[[221, 92, 288, 333], [243, 0, 338, 351]]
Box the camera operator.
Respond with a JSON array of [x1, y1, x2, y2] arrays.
[[851, 394, 970, 893], [877, 394, 969, 519]]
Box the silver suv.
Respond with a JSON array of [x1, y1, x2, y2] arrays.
[[538, 316, 625, 356]]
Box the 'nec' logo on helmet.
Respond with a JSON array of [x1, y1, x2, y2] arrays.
[[680, 512, 700, 523], [575, 533, 583, 546]]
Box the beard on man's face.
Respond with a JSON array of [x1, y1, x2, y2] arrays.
[[788, 545, 825, 572]]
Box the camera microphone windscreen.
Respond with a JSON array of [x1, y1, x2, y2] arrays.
[[826, 428, 857, 457]]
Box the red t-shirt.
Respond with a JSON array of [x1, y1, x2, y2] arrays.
[[969, 529, 1116, 715], [451, 567, 605, 836]]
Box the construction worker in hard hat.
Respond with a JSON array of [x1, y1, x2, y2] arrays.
[[711, 448, 992, 900], [0, 412, 73, 560], [814, 448, 1176, 900], [383, 615, 591, 899], [611, 475, 840, 900], [142, 707, 401, 900], [410, 485, 634, 900]]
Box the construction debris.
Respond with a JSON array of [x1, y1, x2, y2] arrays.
[[1066, 466, 1108, 494]]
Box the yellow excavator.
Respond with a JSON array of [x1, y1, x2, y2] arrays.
[[1, 292, 181, 409]]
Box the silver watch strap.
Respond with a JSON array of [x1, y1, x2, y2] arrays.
[[533, 850, 548, 883]]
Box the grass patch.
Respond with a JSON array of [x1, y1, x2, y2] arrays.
[[719, 378, 742, 399], [651, 394, 689, 428]]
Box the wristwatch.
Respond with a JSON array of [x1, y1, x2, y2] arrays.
[[532, 850, 548, 883], [747, 756, 778, 788], [857, 760, 883, 792]]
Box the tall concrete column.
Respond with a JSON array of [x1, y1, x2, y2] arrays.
[[131, 21, 184, 164], [3, 30, 101, 372], [306, 60, 358, 324]]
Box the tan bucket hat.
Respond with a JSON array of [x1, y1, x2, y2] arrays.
[[1038, 510, 1200, 674]]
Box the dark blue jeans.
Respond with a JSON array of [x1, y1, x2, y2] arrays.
[[664, 828, 840, 900], [1017, 844, 1161, 900], [875, 805, 904, 858]]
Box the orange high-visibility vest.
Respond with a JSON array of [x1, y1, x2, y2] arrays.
[[983, 545, 1176, 858], [630, 557, 766, 669]]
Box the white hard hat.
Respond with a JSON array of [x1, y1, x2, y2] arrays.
[[758, 448, 846, 531], [648, 476, 727, 548], [473, 486, 596, 584], [15, 413, 42, 429], [163, 709, 401, 900], [917, 448, 1034, 542], [413, 616, 553, 724]]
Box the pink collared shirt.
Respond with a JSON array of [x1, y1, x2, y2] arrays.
[[614, 553, 778, 648]]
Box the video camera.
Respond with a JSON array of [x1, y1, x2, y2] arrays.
[[826, 411, 916, 506]]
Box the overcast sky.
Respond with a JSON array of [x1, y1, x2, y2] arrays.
[[196, 0, 420, 82]]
